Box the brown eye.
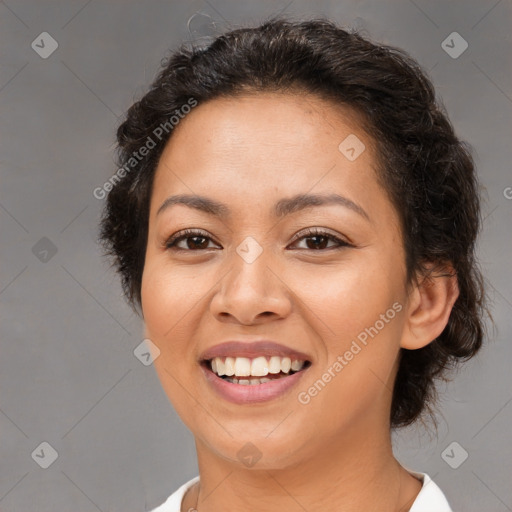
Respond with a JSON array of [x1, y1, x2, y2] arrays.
[[288, 228, 352, 251], [165, 229, 219, 251]]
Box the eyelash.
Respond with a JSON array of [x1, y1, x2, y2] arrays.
[[164, 227, 352, 252]]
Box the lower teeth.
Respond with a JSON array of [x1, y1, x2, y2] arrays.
[[222, 373, 295, 385]]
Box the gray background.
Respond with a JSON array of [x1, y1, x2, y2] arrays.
[[1, 0, 511, 511]]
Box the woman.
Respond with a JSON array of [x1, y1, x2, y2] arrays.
[[99, 17, 485, 512]]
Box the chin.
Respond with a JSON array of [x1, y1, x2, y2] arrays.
[[198, 428, 310, 471]]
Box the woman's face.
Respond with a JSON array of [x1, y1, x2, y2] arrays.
[[141, 92, 411, 468]]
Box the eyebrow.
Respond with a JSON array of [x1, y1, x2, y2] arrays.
[[156, 192, 370, 221]]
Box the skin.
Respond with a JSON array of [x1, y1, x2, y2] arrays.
[[140, 92, 459, 512]]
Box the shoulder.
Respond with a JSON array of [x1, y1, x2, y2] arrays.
[[407, 470, 453, 512], [148, 475, 200, 512]]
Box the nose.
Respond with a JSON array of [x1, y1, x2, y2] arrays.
[[209, 246, 293, 326]]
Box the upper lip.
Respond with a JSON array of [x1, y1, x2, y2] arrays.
[[199, 340, 312, 362]]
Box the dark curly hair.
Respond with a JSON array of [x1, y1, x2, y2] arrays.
[[98, 16, 486, 428]]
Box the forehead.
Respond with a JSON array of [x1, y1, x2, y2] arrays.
[[160, 91, 373, 162], [150, 92, 385, 220]]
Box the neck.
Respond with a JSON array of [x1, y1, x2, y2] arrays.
[[184, 421, 422, 512]]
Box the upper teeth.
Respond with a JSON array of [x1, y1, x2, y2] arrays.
[[210, 356, 306, 377]]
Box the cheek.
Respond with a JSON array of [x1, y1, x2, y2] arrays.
[[294, 262, 403, 410], [141, 269, 172, 336], [141, 261, 204, 337], [140, 265, 198, 386], [296, 261, 399, 341], [141, 263, 203, 419]]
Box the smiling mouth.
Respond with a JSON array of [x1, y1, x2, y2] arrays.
[[201, 356, 312, 385]]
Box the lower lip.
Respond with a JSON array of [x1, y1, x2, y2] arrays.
[[200, 363, 309, 404]]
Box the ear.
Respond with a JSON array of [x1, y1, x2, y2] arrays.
[[400, 263, 460, 350]]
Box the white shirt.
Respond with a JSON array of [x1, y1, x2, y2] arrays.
[[149, 470, 453, 511]]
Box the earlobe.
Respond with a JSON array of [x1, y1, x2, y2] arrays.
[[400, 265, 460, 350]]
